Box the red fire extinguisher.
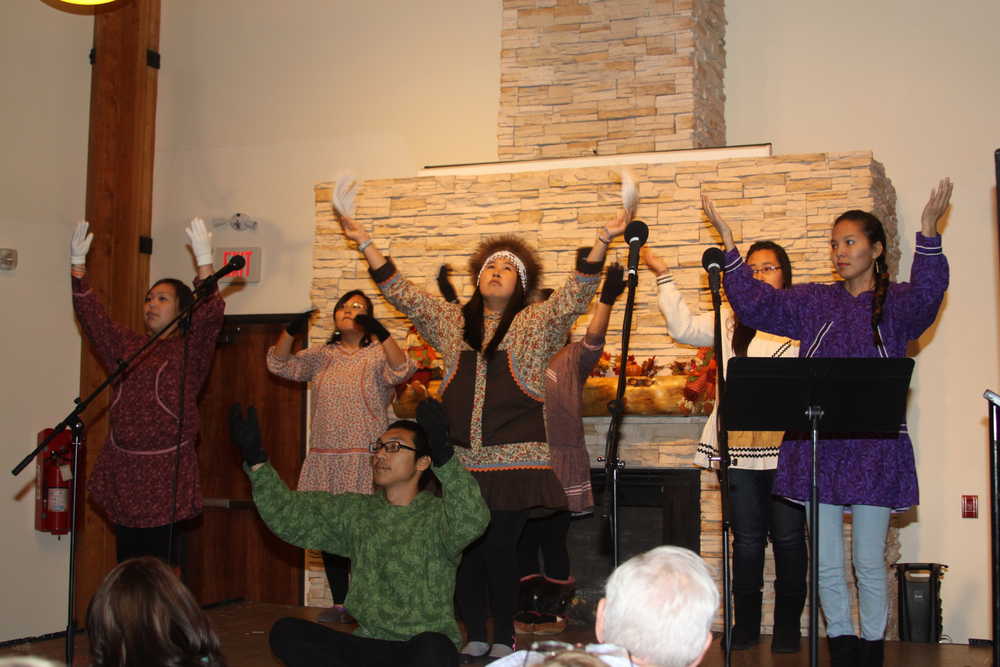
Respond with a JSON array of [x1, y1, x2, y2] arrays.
[[35, 428, 84, 536]]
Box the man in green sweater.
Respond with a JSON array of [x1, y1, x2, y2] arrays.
[[229, 398, 490, 667]]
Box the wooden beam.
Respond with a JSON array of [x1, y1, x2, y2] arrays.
[[76, 0, 160, 625]]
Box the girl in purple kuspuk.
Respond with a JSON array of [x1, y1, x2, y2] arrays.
[[701, 178, 953, 667]]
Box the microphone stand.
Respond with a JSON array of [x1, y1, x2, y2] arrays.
[[986, 389, 1000, 667], [601, 264, 640, 569], [708, 267, 733, 667], [10, 274, 223, 666]]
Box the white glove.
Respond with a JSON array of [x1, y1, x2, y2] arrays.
[[185, 217, 214, 266], [332, 170, 357, 219], [621, 168, 638, 216], [70, 220, 93, 266]]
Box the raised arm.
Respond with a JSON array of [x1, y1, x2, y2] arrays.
[[69, 221, 135, 368], [230, 405, 356, 554], [642, 246, 715, 347], [416, 399, 489, 556], [354, 313, 416, 382]]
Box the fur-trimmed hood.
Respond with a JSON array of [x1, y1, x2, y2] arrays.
[[467, 235, 543, 295]]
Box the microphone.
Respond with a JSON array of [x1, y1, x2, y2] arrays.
[[702, 246, 725, 294], [625, 220, 649, 277], [199, 254, 246, 290]]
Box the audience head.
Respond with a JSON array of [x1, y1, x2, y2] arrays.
[[596, 546, 718, 667], [87, 556, 225, 667]]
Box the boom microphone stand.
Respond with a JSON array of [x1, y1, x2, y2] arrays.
[[10, 255, 243, 665]]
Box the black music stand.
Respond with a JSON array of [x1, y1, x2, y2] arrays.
[[724, 356, 914, 667]]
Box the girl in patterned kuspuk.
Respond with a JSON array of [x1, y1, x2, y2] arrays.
[[70, 219, 225, 566], [267, 289, 415, 624], [702, 178, 953, 667], [333, 193, 630, 662]]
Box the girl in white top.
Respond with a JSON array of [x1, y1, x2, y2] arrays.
[[642, 241, 806, 654]]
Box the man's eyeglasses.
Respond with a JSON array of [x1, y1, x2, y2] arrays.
[[750, 264, 781, 275], [368, 439, 418, 454]]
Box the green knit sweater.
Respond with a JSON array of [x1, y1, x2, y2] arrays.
[[247, 457, 489, 646]]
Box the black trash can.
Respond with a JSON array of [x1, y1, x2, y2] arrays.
[[895, 563, 946, 643]]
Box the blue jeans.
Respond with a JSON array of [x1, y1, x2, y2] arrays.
[[728, 468, 807, 600], [812, 503, 891, 640]]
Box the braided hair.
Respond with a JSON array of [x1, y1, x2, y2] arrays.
[[731, 241, 793, 356], [833, 210, 889, 348]]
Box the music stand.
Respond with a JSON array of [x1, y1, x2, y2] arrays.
[[724, 357, 914, 667]]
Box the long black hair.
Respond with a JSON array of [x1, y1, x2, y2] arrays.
[[148, 278, 194, 335], [326, 289, 375, 347], [731, 241, 793, 357], [833, 209, 889, 348]]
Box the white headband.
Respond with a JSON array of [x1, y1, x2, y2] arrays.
[[477, 250, 528, 291]]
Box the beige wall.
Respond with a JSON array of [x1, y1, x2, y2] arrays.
[[5, 0, 997, 645], [726, 0, 1000, 643], [0, 1, 92, 641]]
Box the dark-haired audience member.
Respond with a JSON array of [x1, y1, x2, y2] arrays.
[[87, 556, 226, 667], [335, 201, 629, 660], [703, 178, 953, 667], [70, 219, 224, 564], [229, 399, 489, 667], [267, 290, 414, 623], [492, 546, 718, 667], [642, 241, 805, 653]]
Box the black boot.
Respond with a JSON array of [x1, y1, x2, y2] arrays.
[[770, 593, 805, 653], [827, 635, 859, 667], [859, 638, 884, 667], [728, 592, 762, 650]]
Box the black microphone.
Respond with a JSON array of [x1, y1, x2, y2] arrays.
[[199, 254, 246, 290], [702, 246, 725, 294], [625, 220, 649, 277]]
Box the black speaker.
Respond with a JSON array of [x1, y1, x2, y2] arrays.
[[896, 562, 946, 643]]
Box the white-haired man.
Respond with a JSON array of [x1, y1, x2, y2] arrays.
[[492, 546, 719, 667]]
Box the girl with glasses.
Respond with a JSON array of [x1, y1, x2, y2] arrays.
[[642, 238, 805, 655]]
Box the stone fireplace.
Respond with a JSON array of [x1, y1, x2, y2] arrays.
[[306, 0, 901, 638]]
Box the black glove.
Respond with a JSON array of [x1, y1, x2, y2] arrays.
[[285, 309, 314, 337], [354, 313, 390, 343], [437, 264, 459, 304], [416, 398, 453, 467], [229, 404, 268, 466], [599, 263, 626, 305]]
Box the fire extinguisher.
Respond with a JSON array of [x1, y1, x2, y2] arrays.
[[35, 428, 84, 536]]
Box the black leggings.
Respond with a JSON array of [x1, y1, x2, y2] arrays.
[[322, 552, 351, 604], [269, 617, 457, 667], [455, 509, 527, 646], [517, 511, 572, 580], [115, 522, 184, 566]]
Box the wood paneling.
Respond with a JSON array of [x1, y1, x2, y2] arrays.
[[185, 316, 308, 607], [75, 0, 161, 625]]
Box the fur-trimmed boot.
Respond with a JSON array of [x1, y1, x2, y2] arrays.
[[513, 574, 545, 634], [827, 635, 859, 667], [531, 576, 576, 635]]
